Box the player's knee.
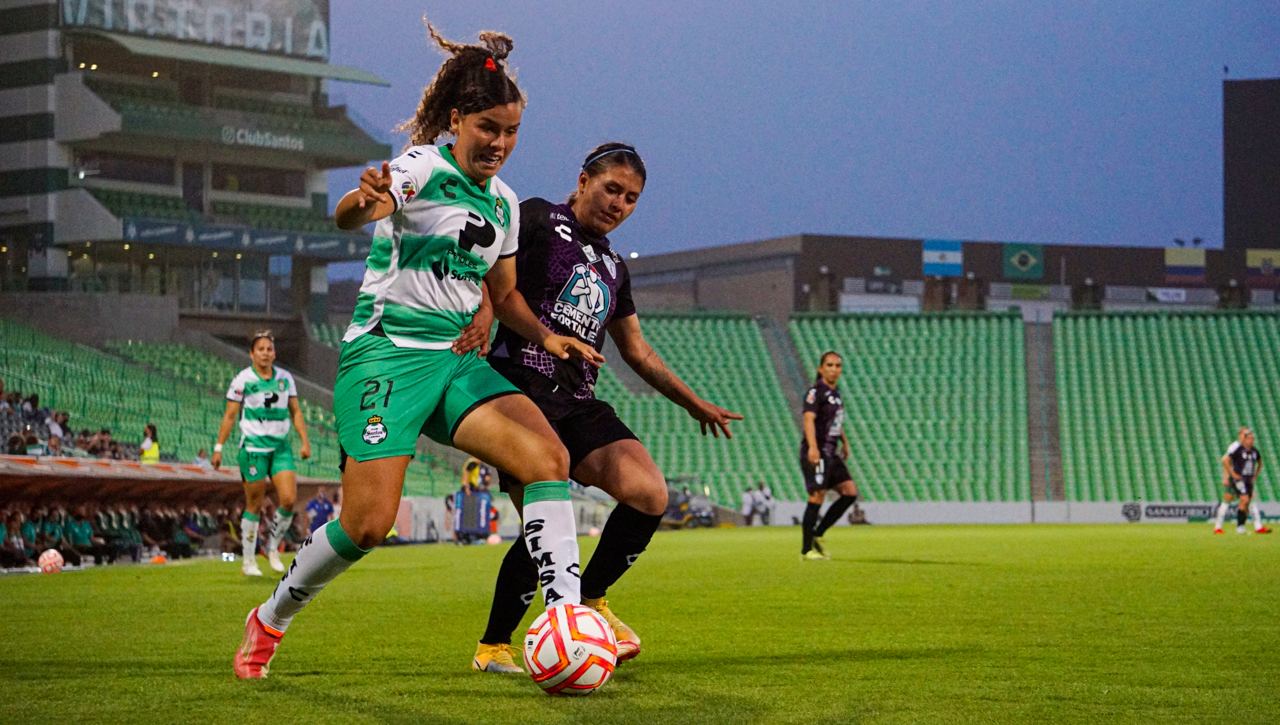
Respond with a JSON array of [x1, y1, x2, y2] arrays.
[[520, 439, 570, 483], [632, 482, 667, 516], [343, 515, 394, 549]]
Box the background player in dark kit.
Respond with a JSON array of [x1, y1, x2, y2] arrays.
[[460, 143, 742, 672], [799, 351, 859, 559], [1220, 429, 1268, 534]]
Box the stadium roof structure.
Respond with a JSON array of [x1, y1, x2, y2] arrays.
[[71, 29, 390, 87]]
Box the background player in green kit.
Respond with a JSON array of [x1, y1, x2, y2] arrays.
[[213, 330, 311, 578], [234, 22, 603, 679]]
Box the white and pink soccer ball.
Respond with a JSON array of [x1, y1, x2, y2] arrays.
[[523, 603, 617, 695], [38, 548, 64, 574]]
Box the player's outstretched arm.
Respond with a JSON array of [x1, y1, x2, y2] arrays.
[[335, 162, 396, 230], [484, 257, 604, 366], [607, 314, 742, 438]]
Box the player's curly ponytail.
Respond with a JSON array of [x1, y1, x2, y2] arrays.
[[397, 18, 524, 147], [567, 142, 647, 205]]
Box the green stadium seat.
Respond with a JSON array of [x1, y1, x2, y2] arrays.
[[789, 313, 1030, 504], [1054, 311, 1280, 502]]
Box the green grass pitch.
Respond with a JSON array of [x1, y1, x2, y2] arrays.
[[2, 525, 1277, 723]]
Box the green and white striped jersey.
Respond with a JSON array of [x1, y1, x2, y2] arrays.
[[343, 144, 520, 350], [226, 366, 297, 453]]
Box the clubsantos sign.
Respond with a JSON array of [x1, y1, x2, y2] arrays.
[[62, 0, 331, 60], [221, 125, 304, 151]]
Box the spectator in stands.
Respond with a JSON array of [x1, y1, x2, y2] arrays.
[[6, 433, 23, 455], [87, 428, 111, 457], [193, 449, 213, 469], [139, 423, 160, 464], [741, 481, 774, 526], [44, 411, 62, 439], [108, 440, 124, 460], [67, 505, 109, 565], [74, 429, 92, 452], [2, 511, 33, 568], [22, 394, 47, 421], [23, 431, 45, 456], [45, 435, 65, 457], [19, 507, 42, 557], [305, 486, 335, 534]]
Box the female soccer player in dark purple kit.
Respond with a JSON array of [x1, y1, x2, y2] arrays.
[[799, 351, 859, 560], [460, 143, 743, 673]]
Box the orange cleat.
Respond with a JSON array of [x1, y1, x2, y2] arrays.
[[1255, 526, 1273, 534], [233, 607, 284, 679], [1213, 528, 1225, 535]]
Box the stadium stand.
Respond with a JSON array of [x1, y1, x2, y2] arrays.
[[211, 200, 333, 234], [789, 312, 1031, 502], [88, 188, 199, 223], [0, 319, 453, 490], [311, 322, 344, 348], [103, 339, 453, 494], [317, 316, 802, 506], [1054, 311, 1280, 502], [591, 315, 802, 506]]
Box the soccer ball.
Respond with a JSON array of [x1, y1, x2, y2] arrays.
[[522, 603, 617, 695], [38, 548, 64, 574]]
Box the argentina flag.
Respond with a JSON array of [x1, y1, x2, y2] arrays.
[[922, 239, 964, 276]]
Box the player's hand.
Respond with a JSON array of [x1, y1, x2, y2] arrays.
[[686, 399, 743, 439], [299, 442, 312, 460], [542, 334, 605, 367], [211, 451, 222, 469], [357, 162, 392, 209], [807, 448, 821, 466], [454, 304, 493, 357], [840, 444, 850, 460]]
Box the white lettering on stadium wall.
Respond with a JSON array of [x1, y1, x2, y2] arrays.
[[62, 0, 330, 60], [221, 126, 305, 152]]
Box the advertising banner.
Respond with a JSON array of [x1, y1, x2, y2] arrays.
[[62, 0, 331, 60]]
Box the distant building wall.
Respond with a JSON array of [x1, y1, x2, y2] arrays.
[[0, 292, 177, 344]]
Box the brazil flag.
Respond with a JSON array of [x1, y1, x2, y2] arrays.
[[1003, 243, 1044, 280]]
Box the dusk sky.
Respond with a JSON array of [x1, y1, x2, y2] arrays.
[[324, 1, 1279, 278]]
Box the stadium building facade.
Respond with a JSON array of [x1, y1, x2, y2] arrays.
[[0, 0, 389, 322]]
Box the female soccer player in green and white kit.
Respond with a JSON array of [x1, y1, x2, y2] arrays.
[[212, 330, 311, 577], [233, 23, 603, 679]]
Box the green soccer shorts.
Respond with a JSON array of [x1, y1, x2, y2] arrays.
[[334, 332, 520, 462], [237, 446, 296, 483]]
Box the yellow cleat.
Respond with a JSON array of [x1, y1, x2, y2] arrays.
[[811, 537, 831, 559], [801, 549, 827, 561], [472, 642, 524, 674], [583, 597, 641, 662]]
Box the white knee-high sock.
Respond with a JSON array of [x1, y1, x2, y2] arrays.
[[241, 513, 260, 560], [1250, 500, 1263, 530], [257, 519, 369, 632], [1214, 502, 1230, 530], [267, 509, 295, 553], [522, 481, 581, 608]]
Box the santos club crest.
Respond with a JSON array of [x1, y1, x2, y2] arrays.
[[362, 415, 388, 445]]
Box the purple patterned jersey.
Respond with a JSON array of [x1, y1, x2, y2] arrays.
[[490, 198, 635, 399], [800, 379, 845, 457]]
